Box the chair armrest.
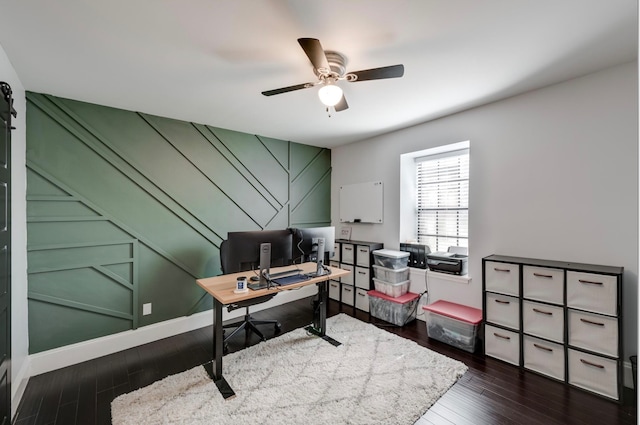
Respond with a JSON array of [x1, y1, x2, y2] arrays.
[[227, 293, 278, 312]]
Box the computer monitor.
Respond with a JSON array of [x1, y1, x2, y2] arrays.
[[291, 226, 335, 275], [223, 229, 295, 285]]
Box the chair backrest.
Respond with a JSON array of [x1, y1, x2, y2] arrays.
[[219, 239, 240, 274]]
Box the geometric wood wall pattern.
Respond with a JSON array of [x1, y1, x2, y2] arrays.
[[25, 92, 332, 354]]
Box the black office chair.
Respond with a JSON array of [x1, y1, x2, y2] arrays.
[[219, 240, 281, 350]]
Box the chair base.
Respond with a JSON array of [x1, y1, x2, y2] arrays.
[[223, 312, 281, 350]]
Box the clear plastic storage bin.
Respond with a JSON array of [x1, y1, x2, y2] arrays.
[[373, 277, 410, 297], [368, 290, 420, 326], [372, 249, 410, 269], [423, 300, 482, 353], [372, 264, 410, 283]]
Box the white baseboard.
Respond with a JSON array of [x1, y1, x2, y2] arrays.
[[11, 359, 30, 420], [16, 281, 637, 414], [28, 285, 316, 376]]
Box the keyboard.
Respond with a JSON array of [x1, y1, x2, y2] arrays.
[[268, 268, 302, 279], [272, 274, 311, 286]]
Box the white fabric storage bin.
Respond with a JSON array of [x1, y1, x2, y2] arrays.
[[341, 284, 354, 306], [568, 349, 619, 400], [356, 245, 371, 267], [329, 260, 341, 282], [340, 263, 354, 286], [524, 335, 565, 381], [523, 300, 564, 343], [372, 249, 410, 269], [523, 266, 564, 304], [354, 267, 370, 289], [568, 310, 618, 357], [372, 264, 410, 283], [485, 261, 520, 296], [328, 280, 340, 301], [566, 271, 618, 315], [355, 287, 369, 312], [485, 324, 520, 366], [373, 278, 410, 297], [341, 243, 355, 264], [485, 293, 520, 330]]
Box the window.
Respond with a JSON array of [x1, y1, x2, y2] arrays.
[[415, 148, 469, 253]]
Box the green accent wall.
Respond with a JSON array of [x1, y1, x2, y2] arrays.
[[25, 92, 332, 354]]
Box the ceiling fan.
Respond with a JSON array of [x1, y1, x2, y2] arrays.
[[261, 38, 404, 112]]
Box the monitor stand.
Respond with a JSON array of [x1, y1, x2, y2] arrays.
[[248, 242, 272, 290]]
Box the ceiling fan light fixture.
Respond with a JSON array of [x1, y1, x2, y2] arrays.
[[318, 83, 343, 107]]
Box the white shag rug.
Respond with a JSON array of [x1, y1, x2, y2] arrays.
[[112, 314, 468, 425]]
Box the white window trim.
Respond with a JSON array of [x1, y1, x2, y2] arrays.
[[399, 140, 470, 249]]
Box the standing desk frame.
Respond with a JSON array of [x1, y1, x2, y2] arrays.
[[196, 262, 349, 399]]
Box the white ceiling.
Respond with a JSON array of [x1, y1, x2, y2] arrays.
[[0, 0, 636, 148]]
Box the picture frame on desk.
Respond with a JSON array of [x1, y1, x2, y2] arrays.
[[340, 226, 352, 240]]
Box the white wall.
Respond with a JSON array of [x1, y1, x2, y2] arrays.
[[331, 61, 638, 361], [0, 43, 29, 417]]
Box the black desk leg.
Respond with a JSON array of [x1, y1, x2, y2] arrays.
[[203, 298, 236, 399], [306, 280, 341, 347]]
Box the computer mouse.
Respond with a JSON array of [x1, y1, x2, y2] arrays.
[[250, 276, 260, 282]]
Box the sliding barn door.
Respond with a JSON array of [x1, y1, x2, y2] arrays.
[[0, 82, 13, 425]]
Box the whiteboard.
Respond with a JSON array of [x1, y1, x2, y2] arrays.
[[339, 181, 383, 223]]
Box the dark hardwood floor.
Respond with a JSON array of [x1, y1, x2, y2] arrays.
[[13, 297, 637, 425]]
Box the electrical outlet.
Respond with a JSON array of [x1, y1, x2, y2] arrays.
[[143, 303, 152, 316]]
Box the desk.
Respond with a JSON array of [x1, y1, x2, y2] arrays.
[[196, 262, 350, 399]]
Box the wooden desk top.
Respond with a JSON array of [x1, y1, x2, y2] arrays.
[[196, 262, 350, 305]]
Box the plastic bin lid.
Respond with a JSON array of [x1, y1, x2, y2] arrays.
[[367, 290, 420, 303], [372, 249, 410, 259], [422, 300, 482, 324]]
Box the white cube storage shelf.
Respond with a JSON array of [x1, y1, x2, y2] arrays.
[[333, 239, 383, 310], [483, 255, 624, 402]]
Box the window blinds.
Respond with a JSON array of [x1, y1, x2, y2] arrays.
[[416, 149, 469, 253]]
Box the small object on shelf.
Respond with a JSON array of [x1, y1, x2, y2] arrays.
[[423, 300, 482, 353], [234, 276, 249, 293], [426, 252, 468, 275], [340, 226, 352, 240], [372, 249, 410, 269], [399, 242, 430, 269], [368, 290, 420, 326]]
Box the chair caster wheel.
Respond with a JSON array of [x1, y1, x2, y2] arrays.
[[275, 323, 282, 334], [223, 344, 229, 354]]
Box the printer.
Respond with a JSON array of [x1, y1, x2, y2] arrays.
[[426, 247, 468, 275]]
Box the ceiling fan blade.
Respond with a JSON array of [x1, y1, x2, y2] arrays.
[[334, 94, 349, 112], [349, 64, 404, 81], [298, 38, 330, 72], [261, 83, 313, 96]]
